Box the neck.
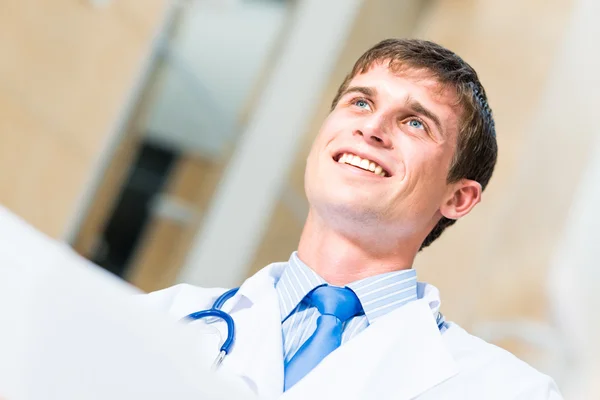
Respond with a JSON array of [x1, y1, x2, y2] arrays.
[[297, 209, 420, 286]]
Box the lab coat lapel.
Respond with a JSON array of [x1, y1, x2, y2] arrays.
[[282, 298, 458, 400], [219, 264, 286, 399]]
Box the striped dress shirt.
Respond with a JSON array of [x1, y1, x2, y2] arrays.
[[276, 252, 418, 363]]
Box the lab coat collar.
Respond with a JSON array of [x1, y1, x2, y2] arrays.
[[218, 262, 288, 399], [417, 281, 442, 317], [234, 261, 287, 309], [220, 264, 458, 400], [283, 296, 458, 400]]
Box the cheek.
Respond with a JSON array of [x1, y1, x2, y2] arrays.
[[310, 120, 334, 152], [319, 110, 357, 139], [305, 130, 331, 185], [394, 141, 431, 181], [308, 116, 346, 163], [417, 155, 454, 204], [394, 160, 407, 181], [306, 135, 328, 172], [400, 148, 449, 195]]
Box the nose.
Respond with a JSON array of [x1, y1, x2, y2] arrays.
[[353, 115, 393, 149]]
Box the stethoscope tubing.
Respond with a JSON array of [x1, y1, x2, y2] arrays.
[[183, 288, 239, 368]]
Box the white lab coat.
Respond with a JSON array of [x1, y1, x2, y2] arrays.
[[144, 263, 562, 400]]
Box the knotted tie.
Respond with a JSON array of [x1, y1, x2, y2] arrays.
[[284, 285, 363, 390]]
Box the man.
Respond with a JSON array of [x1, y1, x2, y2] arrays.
[[144, 39, 562, 399]]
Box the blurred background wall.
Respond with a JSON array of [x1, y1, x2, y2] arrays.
[[1, 0, 599, 398], [0, 0, 171, 238]]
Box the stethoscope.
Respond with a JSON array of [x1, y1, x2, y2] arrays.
[[183, 287, 239, 370], [184, 286, 447, 370]]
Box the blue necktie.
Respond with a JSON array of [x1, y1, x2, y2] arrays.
[[284, 285, 363, 390]]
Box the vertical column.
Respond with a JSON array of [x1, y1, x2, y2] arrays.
[[63, 1, 178, 243], [177, 0, 363, 288]]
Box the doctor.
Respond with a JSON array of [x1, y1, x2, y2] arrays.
[[144, 39, 562, 399]]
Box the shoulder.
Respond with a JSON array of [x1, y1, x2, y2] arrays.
[[136, 262, 287, 318], [438, 323, 562, 399], [137, 283, 228, 319]]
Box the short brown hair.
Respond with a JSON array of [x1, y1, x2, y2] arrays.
[[331, 39, 497, 250]]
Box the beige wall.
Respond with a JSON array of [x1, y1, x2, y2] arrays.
[[413, 0, 576, 326], [0, 0, 168, 238]]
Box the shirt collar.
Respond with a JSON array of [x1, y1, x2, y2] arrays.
[[276, 252, 326, 321], [275, 252, 418, 324], [347, 268, 417, 323]]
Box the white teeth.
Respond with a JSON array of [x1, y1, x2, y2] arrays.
[[337, 152, 387, 176]]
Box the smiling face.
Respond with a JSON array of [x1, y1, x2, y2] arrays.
[[305, 62, 477, 242]]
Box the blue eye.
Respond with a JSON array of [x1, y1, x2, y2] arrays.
[[408, 119, 424, 129], [354, 99, 370, 109]]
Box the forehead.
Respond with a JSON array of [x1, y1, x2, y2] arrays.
[[349, 63, 458, 105]]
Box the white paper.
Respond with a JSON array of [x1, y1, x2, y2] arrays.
[[0, 206, 257, 400]]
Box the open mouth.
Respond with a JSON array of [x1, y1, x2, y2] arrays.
[[333, 152, 390, 177]]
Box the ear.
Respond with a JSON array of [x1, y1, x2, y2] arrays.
[[440, 179, 482, 220]]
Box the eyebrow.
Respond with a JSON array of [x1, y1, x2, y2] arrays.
[[405, 96, 444, 136], [341, 86, 377, 99]]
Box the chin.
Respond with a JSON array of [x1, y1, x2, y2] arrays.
[[317, 198, 385, 226]]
